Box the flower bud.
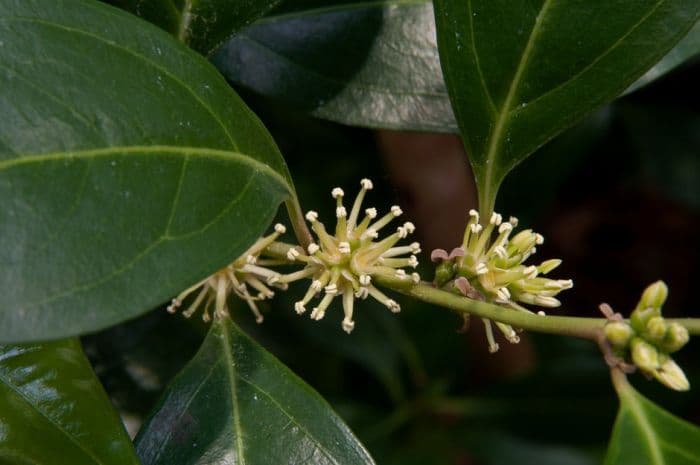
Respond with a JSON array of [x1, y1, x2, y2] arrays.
[[538, 259, 562, 275], [604, 321, 634, 349], [631, 337, 659, 373], [630, 306, 660, 334], [660, 323, 690, 354], [636, 280, 668, 312], [644, 316, 668, 344], [654, 357, 690, 392], [510, 230, 535, 252], [434, 261, 455, 287]]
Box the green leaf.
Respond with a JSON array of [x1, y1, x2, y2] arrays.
[[103, 0, 283, 55], [626, 20, 700, 94], [433, 0, 700, 214], [213, 0, 457, 133], [0, 0, 292, 342], [0, 339, 139, 464], [135, 318, 375, 465], [605, 371, 700, 465]]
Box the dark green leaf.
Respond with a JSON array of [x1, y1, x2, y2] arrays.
[[605, 373, 700, 465], [626, 20, 700, 94], [104, 0, 283, 55], [213, 0, 457, 133], [0, 339, 139, 464], [0, 0, 292, 342], [135, 318, 375, 464], [433, 0, 700, 212]]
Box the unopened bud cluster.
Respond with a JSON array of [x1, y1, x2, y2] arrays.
[[432, 210, 572, 352], [604, 281, 690, 391]]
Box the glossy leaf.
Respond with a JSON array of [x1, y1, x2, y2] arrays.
[[605, 372, 700, 464], [0, 0, 292, 342], [433, 0, 700, 213], [135, 318, 375, 465], [627, 20, 700, 94], [0, 339, 139, 464], [104, 0, 283, 55], [213, 0, 457, 133]]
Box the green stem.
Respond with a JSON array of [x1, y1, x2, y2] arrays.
[[476, 176, 500, 222], [375, 274, 603, 340], [610, 366, 631, 395], [284, 197, 312, 249], [263, 241, 700, 340]]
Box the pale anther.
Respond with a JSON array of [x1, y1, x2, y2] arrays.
[[287, 248, 300, 261], [325, 284, 338, 295], [498, 223, 512, 234]]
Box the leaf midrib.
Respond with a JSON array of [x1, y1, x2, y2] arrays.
[[480, 0, 553, 207], [0, 144, 288, 190], [0, 363, 110, 465], [220, 322, 247, 465], [623, 391, 665, 465], [177, 0, 195, 42]]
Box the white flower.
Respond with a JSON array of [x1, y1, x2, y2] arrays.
[[432, 210, 572, 352], [277, 179, 421, 333], [166, 224, 289, 323]]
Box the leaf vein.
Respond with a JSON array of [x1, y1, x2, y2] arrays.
[[514, 0, 668, 110], [0, 368, 107, 465], [236, 374, 342, 465], [0, 16, 239, 151], [480, 0, 554, 210]]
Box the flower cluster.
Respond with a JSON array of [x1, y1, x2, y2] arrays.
[[603, 281, 690, 391], [280, 179, 421, 333], [432, 209, 572, 352], [167, 223, 289, 323], [166, 179, 420, 334]]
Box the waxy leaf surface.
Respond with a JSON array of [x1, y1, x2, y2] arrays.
[[0, 339, 139, 465], [136, 318, 375, 465], [104, 0, 283, 54], [626, 19, 700, 93], [0, 0, 291, 342], [214, 0, 457, 133], [433, 0, 700, 210], [605, 378, 700, 465]]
